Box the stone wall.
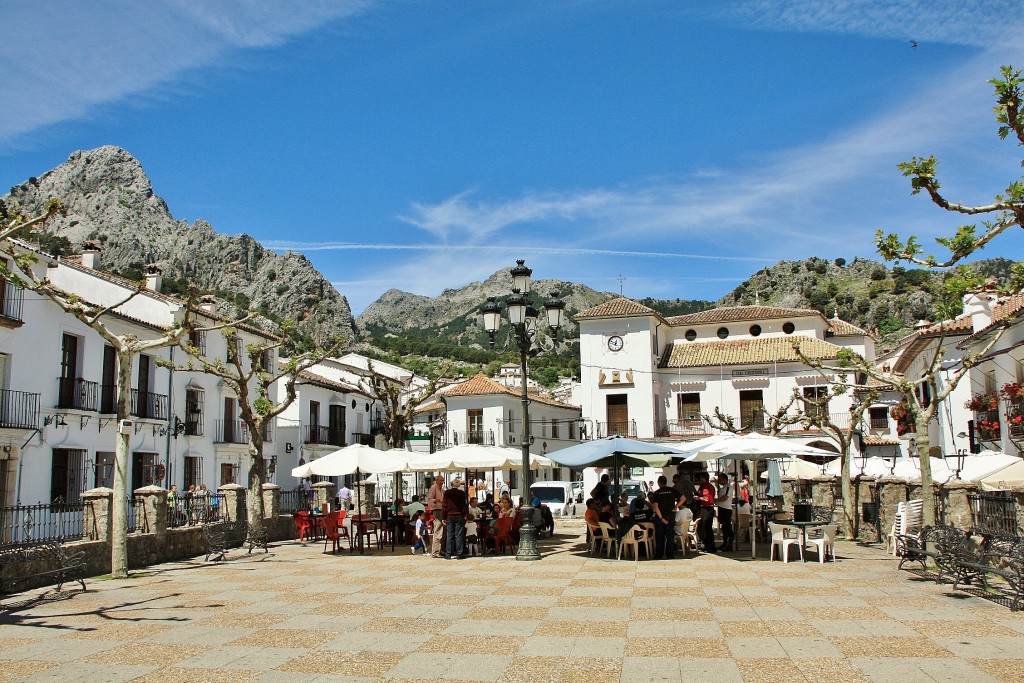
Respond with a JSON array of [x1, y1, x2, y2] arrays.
[[64, 483, 298, 580], [776, 475, 1024, 542]]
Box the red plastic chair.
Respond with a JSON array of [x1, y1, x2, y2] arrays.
[[321, 513, 344, 554], [294, 511, 315, 542], [350, 513, 381, 551], [492, 517, 516, 555]]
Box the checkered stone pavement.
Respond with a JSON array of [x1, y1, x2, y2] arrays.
[[1, 521, 1023, 682]]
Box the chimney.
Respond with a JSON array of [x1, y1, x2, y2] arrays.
[[913, 319, 932, 331], [963, 280, 998, 331], [80, 242, 100, 269], [199, 294, 218, 313], [144, 263, 162, 292]]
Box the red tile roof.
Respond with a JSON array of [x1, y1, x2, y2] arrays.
[[297, 370, 364, 395], [445, 374, 579, 410], [667, 305, 822, 326], [574, 297, 660, 319]]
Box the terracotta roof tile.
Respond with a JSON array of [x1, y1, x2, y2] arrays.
[[666, 305, 822, 326], [574, 297, 659, 319], [864, 435, 900, 446], [659, 335, 847, 368], [827, 318, 869, 336], [445, 374, 578, 410], [414, 399, 444, 415], [994, 292, 1024, 322], [297, 370, 364, 395]]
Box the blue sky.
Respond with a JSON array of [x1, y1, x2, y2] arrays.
[[2, 1, 1022, 315]]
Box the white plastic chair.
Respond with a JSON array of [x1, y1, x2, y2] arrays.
[[687, 518, 702, 553], [769, 522, 803, 563], [597, 521, 619, 558], [805, 524, 836, 563], [618, 522, 654, 561]]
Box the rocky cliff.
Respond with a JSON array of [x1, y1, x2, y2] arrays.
[[4, 146, 354, 345]]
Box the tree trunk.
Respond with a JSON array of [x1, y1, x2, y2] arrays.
[[841, 448, 858, 539], [246, 433, 266, 527], [915, 415, 936, 527], [111, 349, 133, 578]]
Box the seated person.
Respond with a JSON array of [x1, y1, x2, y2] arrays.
[[598, 500, 617, 529], [477, 494, 494, 515], [497, 497, 516, 519], [674, 497, 694, 540], [468, 496, 483, 520], [617, 492, 630, 519], [403, 495, 425, 517], [618, 494, 654, 540], [583, 498, 601, 536]]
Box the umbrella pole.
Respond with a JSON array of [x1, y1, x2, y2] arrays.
[[751, 467, 757, 560]]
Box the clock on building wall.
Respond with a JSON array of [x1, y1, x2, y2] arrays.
[[607, 335, 624, 351]]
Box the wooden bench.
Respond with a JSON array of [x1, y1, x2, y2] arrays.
[[0, 541, 87, 597], [202, 520, 269, 562]]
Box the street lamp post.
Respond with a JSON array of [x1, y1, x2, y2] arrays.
[[481, 260, 565, 561]]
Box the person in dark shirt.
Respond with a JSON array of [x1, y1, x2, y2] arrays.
[[590, 473, 611, 507], [618, 493, 654, 540], [650, 475, 681, 559]]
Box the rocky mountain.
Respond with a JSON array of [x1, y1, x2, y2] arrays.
[[4, 146, 355, 345]]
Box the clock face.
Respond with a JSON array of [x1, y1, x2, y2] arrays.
[[607, 335, 624, 351]]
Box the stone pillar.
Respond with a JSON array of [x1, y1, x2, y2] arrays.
[[82, 487, 113, 543], [262, 483, 281, 519], [355, 481, 377, 515], [311, 481, 336, 513], [134, 485, 168, 539], [942, 480, 976, 528], [217, 483, 246, 523], [857, 477, 879, 542], [877, 477, 908, 543]]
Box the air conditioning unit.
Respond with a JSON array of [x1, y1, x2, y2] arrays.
[[118, 419, 134, 435]]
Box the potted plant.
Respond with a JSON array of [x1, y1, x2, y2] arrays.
[[966, 392, 999, 412], [999, 382, 1023, 403]]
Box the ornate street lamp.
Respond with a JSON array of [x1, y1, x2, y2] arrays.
[[481, 260, 565, 561], [951, 448, 969, 480]]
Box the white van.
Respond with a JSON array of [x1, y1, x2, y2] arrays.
[[529, 481, 577, 517]]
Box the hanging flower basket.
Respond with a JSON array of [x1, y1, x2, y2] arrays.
[[999, 382, 1023, 402]]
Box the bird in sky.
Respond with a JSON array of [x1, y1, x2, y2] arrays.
[[910, 40, 919, 48]]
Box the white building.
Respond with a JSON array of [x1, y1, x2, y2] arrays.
[[574, 298, 876, 453], [0, 243, 280, 510]]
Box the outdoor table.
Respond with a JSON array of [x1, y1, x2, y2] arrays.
[[776, 520, 820, 561], [757, 507, 781, 541]]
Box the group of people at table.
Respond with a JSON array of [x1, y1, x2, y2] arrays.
[[585, 471, 754, 560]]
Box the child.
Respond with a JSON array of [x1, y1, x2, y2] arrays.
[[465, 517, 479, 557], [411, 510, 427, 555]]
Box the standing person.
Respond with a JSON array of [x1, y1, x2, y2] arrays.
[[427, 475, 446, 558], [442, 477, 469, 560], [716, 472, 735, 551], [649, 475, 680, 560], [338, 481, 353, 510], [697, 472, 717, 554], [590, 473, 611, 508]]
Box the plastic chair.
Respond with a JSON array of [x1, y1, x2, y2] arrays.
[[586, 521, 603, 556], [350, 513, 380, 550], [294, 511, 315, 542], [321, 513, 344, 554], [736, 513, 753, 544], [805, 524, 836, 563], [769, 522, 803, 563], [492, 517, 516, 554], [597, 521, 619, 558], [618, 523, 654, 561], [687, 518, 702, 553]]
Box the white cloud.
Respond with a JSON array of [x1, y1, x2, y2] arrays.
[[0, 1, 370, 146], [713, 0, 1021, 48]]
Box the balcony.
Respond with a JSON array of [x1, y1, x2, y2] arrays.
[[99, 384, 116, 414], [0, 280, 24, 325], [976, 409, 1001, 441], [597, 420, 637, 438], [451, 430, 494, 446], [56, 377, 98, 412], [657, 419, 709, 438], [130, 390, 167, 420], [304, 425, 345, 446], [184, 414, 204, 437], [0, 389, 40, 429], [1008, 400, 1023, 438], [215, 419, 249, 444]]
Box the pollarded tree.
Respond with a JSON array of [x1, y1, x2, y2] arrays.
[[173, 318, 346, 527], [705, 391, 806, 437], [2, 208, 233, 578], [357, 360, 445, 448], [876, 65, 1024, 268]]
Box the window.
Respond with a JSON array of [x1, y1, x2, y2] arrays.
[[677, 393, 701, 427], [258, 348, 274, 372], [184, 456, 202, 489], [132, 451, 158, 490], [568, 420, 575, 440], [51, 448, 86, 504], [509, 470, 518, 489], [468, 409, 484, 443], [685, 329, 696, 341], [188, 329, 206, 355], [739, 390, 764, 431], [329, 404, 346, 446], [917, 382, 932, 408], [802, 387, 829, 422], [57, 333, 80, 409], [869, 407, 889, 430], [717, 327, 729, 339], [551, 419, 559, 438], [185, 388, 204, 436], [783, 322, 795, 334], [94, 452, 114, 488], [100, 345, 116, 414], [220, 462, 238, 486], [749, 324, 761, 336]]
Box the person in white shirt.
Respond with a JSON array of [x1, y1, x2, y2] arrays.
[[715, 472, 735, 551]]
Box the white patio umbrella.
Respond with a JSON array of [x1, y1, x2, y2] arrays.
[[679, 433, 839, 559], [290, 444, 407, 517]]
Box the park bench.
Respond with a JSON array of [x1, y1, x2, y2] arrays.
[[202, 520, 269, 562], [0, 541, 87, 598], [949, 531, 1024, 612], [895, 524, 969, 583]]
